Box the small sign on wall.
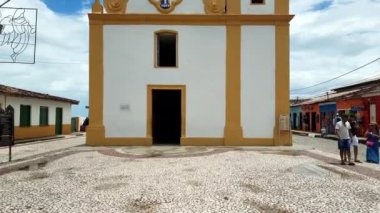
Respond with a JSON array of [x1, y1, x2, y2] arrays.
[[120, 104, 130, 111], [279, 115, 290, 133]]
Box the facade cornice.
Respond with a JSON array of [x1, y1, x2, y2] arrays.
[[88, 14, 294, 25]]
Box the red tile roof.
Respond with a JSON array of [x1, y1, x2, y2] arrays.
[[0, 84, 79, 105], [332, 77, 380, 92]]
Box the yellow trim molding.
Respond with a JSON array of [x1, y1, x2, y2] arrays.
[[222, 0, 243, 147], [15, 126, 55, 140], [274, 21, 291, 146], [227, 0, 241, 14], [88, 14, 294, 26], [147, 85, 186, 141], [241, 138, 274, 146], [275, 0, 289, 15], [87, 126, 106, 146], [62, 124, 71, 135], [86, 21, 106, 146], [15, 124, 71, 140], [154, 30, 179, 68], [102, 137, 152, 146], [276, 0, 292, 146], [224, 25, 243, 145], [181, 138, 224, 146], [148, 0, 183, 14]]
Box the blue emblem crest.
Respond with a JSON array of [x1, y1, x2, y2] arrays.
[[160, 0, 170, 9]]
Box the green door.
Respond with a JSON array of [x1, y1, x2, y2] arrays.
[[55, 108, 63, 135], [71, 117, 76, 132]]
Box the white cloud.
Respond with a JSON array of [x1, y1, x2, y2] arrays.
[[290, 0, 380, 98], [0, 0, 89, 116]]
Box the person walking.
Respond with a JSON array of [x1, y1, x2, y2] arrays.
[[335, 114, 355, 165], [349, 115, 361, 163], [365, 122, 379, 164]]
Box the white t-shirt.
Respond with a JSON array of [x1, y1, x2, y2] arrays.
[[335, 121, 351, 140]]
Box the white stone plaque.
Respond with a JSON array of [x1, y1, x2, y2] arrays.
[[279, 115, 290, 132]]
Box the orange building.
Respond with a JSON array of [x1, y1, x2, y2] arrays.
[[301, 103, 320, 133]]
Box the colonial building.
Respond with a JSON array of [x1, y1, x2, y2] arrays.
[[0, 84, 79, 141], [291, 77, 380, 136], [87, 0, 293, 146]]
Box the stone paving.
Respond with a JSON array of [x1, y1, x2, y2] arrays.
[[0, 136, 85, 164], [292, 135, 380, 171], [1, 144, 380, 212]]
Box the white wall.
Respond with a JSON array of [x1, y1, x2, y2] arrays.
[[5, 96, 72, 126], [241, 0, 275, 14], [241, 26, 276, 138], [103, 25, 226, 138], [127, 0, 205, 14]]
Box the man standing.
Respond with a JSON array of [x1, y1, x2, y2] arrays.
[[335, 114, 355, 165], [349, 115, 361, 163]]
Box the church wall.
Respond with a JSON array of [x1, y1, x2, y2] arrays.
[[127, 0, 205, 14], [241, 25, 276, 138], [103, 25, 226, 138], [127, 0, 276, 15]]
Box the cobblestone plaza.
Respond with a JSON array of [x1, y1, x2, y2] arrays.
[[0, 136, 380, 212]]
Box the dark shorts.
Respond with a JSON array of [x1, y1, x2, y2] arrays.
[[338, 139, 350, 150]]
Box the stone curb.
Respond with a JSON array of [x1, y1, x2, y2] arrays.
[[292, 131, 367, 144], [0, 150, 79, 176], [0, 134, 84, 149], [0, 142, 94, 176]]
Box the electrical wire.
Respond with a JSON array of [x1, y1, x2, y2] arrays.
[[296, 71, 380, 95], [291, 72, 380, 98], [290, 58, 380, 92]]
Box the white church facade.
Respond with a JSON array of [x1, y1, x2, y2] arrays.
[[87, 0, 293, 146]]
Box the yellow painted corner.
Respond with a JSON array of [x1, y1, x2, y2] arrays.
[[275, 23, 291, 146], [62, 124, 71, 134], [181, 137, 224, 146], [15, 125, 55, 140], [275, 0, 289, 14]]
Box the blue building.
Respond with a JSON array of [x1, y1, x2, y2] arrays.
[[319, 102, 337, 134], [290, 105, 302, 130]]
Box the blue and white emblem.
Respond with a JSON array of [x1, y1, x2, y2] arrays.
[[149, 0, 182, 13], [160, 0, 170, 9]]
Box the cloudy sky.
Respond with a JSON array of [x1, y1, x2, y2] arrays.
[[0, 0, 379, 116], [290, 0, 380, 98]]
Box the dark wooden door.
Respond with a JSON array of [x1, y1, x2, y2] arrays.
[[55, 108, 63, 135], [152, 90, 181, 145]]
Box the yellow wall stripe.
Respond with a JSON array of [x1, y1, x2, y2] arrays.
[[86, 22, 106, 146]]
